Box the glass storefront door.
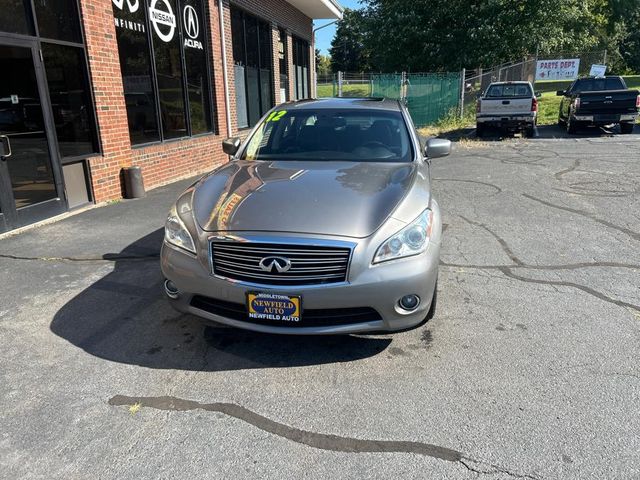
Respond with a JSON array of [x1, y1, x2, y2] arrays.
[[0, 40, 65, 233]]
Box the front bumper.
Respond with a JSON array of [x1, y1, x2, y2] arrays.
[[160, 205, 442, 335]]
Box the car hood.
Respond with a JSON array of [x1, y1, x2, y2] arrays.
[[193, 160, 417, 238]]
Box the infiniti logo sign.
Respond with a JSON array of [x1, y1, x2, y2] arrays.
[[259, 256, 292, 274]]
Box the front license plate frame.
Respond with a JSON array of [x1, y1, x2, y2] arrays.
[[246, 292, 303, 324]]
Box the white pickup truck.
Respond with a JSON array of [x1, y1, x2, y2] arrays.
[[476, 81, 538, 138]]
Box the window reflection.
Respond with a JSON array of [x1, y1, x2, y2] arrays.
[[0, 0, 33, 35], [113, 0, 161, 144], [183, 0, 212, 135], [33, 0, 81, 42], [42, 43, 98, 158]]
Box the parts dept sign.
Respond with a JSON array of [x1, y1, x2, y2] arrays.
[[112, 0, 202, 49], [535, 59, 580, 81]]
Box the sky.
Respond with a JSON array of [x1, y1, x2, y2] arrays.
[[314, 0, 361, 55]]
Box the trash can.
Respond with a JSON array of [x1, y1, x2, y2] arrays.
[[122, 166, 146, 199]]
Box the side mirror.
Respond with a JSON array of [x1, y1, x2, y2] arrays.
[[222, 137, 241, 156], [556, 90, 566, 96], [0, 135, 11, 158], [425, 138, 451, 159]]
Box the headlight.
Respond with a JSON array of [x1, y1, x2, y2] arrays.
[[373, 209, 433, 264], [165, 204, 196, 254]]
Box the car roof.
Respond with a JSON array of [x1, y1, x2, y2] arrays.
[[488, 81, 531, 85], [279, 97, 403, 112]]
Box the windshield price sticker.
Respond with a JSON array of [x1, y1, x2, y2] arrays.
[[265, 110, 287, 123]]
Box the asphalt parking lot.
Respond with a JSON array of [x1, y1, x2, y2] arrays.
[[1, 129, 639, 479]]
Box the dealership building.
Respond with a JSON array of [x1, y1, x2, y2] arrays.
[[0, 0, 342, 233]]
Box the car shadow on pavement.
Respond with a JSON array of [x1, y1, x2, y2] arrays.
[[50, 229, 391, 371]]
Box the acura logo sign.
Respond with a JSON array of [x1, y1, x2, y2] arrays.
[[183, 5, 203, 49], [259, 256, 292, 274], [183, 5, 199, 39]]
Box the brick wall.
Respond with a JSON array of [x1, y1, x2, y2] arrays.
[[78, 0, 312, 203]]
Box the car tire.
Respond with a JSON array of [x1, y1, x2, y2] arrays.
[[567, 118, 580, 134], [426, 281, 438, 321], [524, 125, 535, 138], [620, 123, 635, 134], [476, 125, 485, 138], [558, 114, 566, 127]]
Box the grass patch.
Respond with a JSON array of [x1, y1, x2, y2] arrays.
[[418, 106, 475, 137], [316, 83, 372, 98], [537, 93, 562, 125]]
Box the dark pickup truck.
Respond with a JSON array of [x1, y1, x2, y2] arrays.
[[557, 76, 639, 134]]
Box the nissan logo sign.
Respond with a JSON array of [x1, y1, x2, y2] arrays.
[[149, 0, 176, 43]]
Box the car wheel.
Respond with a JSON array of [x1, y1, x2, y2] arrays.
[[567, 118, 580, 134], [426, 281, 438, 321], [524, 125, 535, 138], [558, 114, 566, 127], [476, 125, 484, 138], [620, 123, 635, 134]]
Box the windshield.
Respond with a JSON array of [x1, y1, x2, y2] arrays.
[[486, 84, 532, 98], [241, 108, 414, 162], [572, 78, 625, 92]]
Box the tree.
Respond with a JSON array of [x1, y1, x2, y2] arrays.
[[315, 49, 332, 77], [329, 8, 371, 72], [359, 0, 638, 72]]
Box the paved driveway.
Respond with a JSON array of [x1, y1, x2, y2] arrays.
[[1, 133, 639, 479]]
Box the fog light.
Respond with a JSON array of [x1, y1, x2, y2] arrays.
[[399, 294, 420, 311], [164, 279, 180, 299]]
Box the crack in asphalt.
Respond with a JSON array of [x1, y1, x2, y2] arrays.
[[0, 253, 159, 263], [522, 194, 640, 242], [108, 395, 540, 479], [496, 266, 640, 312], [449, 217, 640, 312], [441, 261, 640, 271], [554, 159, 580, 181], [458, 216, 524, 266]]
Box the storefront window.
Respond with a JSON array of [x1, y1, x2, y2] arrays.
[[231, 8, 274, 129], [150, 0, 187, 139], [112, 0, 215, 145], [182, 0, 212, 135], [0, 0, 33, 35], [293, 37, 310, 100], [113, 0, 160, 144], [41, 43, 99, 158], [33, 0, 82, 42]]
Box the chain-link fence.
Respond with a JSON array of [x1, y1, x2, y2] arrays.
[[463, 50, 608, 110], [316, 50, 608, 127]]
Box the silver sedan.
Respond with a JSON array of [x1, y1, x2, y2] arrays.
[[161, 98, 450, 335]]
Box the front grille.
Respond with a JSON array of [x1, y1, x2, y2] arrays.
[[191, 295, 382, 328], [210, 241, 352, 286]]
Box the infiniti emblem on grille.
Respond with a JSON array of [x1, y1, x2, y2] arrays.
[[259, 256, 292, 273]]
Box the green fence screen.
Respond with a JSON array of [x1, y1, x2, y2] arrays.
[[405, 73, 461, 126], [371, 74, 402, 100], [369, 72, 461, 127]]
